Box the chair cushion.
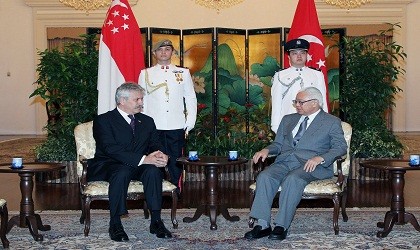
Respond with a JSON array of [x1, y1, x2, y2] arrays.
[[249, 177, 344, 195], [333, 122, 352, 175], [0, 199, 5, 207], [74, 121, 96, 177], [83, 180, 177, 196]]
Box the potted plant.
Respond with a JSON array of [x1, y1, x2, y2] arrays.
[[340, 23, 406, 180], [30, 34, 98, 183]]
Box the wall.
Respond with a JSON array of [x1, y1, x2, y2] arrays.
[[406, 0, 420, 131], [0, 1, 36, 134], [0, 0, 418, 134]]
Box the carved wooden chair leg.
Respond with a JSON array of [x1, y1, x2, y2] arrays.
[[248, 190, 256, 228], [171, 191, 179, 229], [341, 188, 349, 222], [84, 197, 92, 237], [332, 194, 340, 235], [80, 196, 86, 224], [0, 202, 9, 249]]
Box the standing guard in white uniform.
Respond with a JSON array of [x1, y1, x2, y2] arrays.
[[271, 38, 328, 133], [139, 39, 197, 191]]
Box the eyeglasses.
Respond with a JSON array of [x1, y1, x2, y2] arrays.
[[292, 99, 316, 106]]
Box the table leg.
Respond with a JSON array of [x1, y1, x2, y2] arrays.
[[6, 173, 50, 241], [219, 204, 240, 222], [207, 166, 218, 230], [183, 204, 205, 223], [376, 170, 420, 238], [376, 211, 397, 237], [209, 205, 217, 230], [183, 163, 240, 230]]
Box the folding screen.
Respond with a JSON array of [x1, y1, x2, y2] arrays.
[[322, 28, 345, 118], [182, 28, 217, 155], [247, 28, 282, 140], [140, 28, 149, 67]]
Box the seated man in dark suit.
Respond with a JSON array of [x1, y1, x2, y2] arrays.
[[245, 87, 347, 241], [87, 83, 172, 241]]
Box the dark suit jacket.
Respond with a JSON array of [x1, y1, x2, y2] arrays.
[[267, 110, 347, 179], [87, 108, 164, 182]]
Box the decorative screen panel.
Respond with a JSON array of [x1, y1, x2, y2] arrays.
[[182, 28, 215, 154], [322, 28, 345, 117], [247, 28, 282, 141], [215, 28, 246, 156]]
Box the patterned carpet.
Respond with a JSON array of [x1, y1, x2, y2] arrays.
[[5, 208, 420, 249]]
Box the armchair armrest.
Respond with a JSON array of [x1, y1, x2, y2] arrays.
[[253, 154, 276, 180], [79, 156, 88, 189], [335, 156, 346, 186]]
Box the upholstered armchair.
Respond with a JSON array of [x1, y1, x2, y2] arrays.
[[0, 198, 9, 248], [249, 122, 352, 235], [74, 121, 179, 237]]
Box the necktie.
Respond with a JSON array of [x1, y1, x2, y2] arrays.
[[293, 116, 308, 146], [128, 115, 136, 134]]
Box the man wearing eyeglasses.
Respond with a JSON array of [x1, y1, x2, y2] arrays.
[[270, 38, 328, 133], [244, 87, 347, 241]]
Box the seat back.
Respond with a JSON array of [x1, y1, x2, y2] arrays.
[[333, 121, 352, 175], [74, 121, 95, 177]]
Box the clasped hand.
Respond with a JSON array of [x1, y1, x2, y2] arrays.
[[144, 150, 168, 168]]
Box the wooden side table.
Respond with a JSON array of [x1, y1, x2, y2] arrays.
[[360, 159, 420, 237], [0, 162, 65, 241], [177, 156, 248, 230]]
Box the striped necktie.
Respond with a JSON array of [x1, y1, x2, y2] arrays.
[[293, 116, 308, 146], [128, 115, 136, 134]]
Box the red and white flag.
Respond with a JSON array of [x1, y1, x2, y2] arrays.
[[285, 0, 329, 103], [97, 0, 145, 114]]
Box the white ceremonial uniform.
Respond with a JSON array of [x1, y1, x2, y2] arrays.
[[139, 64, 197, 132], [270, 66, 328, 133]]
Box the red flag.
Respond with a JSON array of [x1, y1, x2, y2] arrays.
[[285, 0, 329, 106], [97, 0, 145, 114]]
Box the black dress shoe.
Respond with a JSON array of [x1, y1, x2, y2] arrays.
[[268, 226, 288, 240], [150, 220, 172, 238], [109, 223, 129, 242], [244, 225, 272, 240]]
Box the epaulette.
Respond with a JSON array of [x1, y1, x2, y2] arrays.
[[308, 66, 321, 71], [176, 65, 189, 69]]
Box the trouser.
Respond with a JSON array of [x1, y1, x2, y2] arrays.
[[106, 163, 163, 218], [250, 163, 318, 229], [157, 129, 185, 188]]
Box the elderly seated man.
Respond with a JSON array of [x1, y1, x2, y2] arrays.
[[245, 87, 347, 241]]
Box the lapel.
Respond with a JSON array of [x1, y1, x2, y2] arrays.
[[133, 113, 144, 138], [285, 114, 301, 142], [110, 109, 135, 135], [301, 110, 326, 140]]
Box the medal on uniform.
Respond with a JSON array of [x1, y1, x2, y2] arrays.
[[174, 73, 183, 83]]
